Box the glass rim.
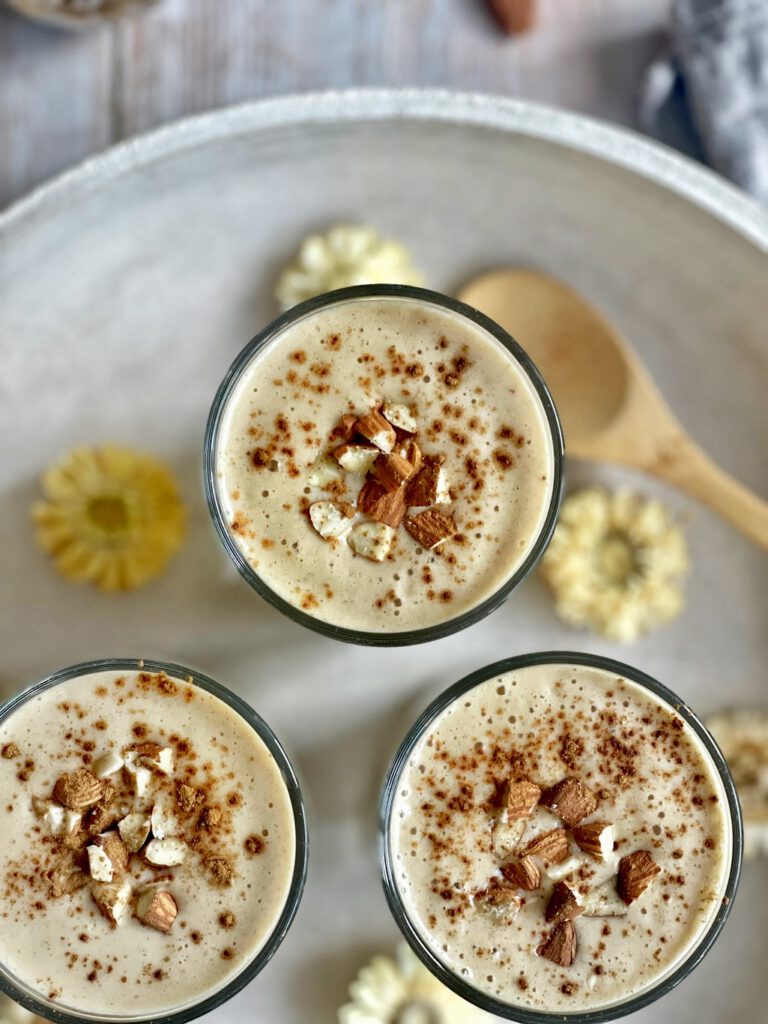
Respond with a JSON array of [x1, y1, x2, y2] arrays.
[[0, 657, 309, 1024], [203, 284, 565, 647], [378, 650, 744, 1023]]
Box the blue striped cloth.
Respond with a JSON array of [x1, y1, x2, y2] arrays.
[[641, 0, 768, 202]]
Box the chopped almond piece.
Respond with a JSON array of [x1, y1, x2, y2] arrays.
[[537, 921, 576, 967], [506, 778, 542, 820], [544, 855, 582, 882], [93, 751, 124, 779], [475, 878, 522, 921], [87, 844, 115, 883], [50, 864, 88, 898], [372, 452, 417, 492], [91, 879, 132, 925], [406, 455, 450, 507], [333, 443, 378, 474], [402, 438, 422, 473], [150, 800, 179, 840], [582, 882, 628, 918], [144, 838, 187, 867], [545, 881, 584, 924], [308, 453, 344, 488], [135, 889, 177, 934], [357, 409, 396, 453], [541, 777, 597, 827], [93, 831, 129, 877], [501, 856, 540, 891], [491, 816, 527, 860], [572, 821, 614, 861], [521, 828, 569, 864], [138, 747, 174, 775], [357, 479, 406, 528], [309, 499, 355, 540], [53, 769, 104, 811], [330, 413, 358, 443], [404, 507, 456, 549], [118, 812, 151, 853], [348, 521, 395, 562], [382, 402, 417, 434], [617, 850, 661, 904]]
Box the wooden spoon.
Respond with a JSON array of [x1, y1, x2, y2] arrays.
[[459, 268, 768, 549]]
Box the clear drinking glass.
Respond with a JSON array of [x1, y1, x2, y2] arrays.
[[0, 658, 309, 1024], [204, 285, 565, 647], [379, 651, 742, 1023]]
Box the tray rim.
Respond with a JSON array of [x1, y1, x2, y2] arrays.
[[1, 88, 767, 251]]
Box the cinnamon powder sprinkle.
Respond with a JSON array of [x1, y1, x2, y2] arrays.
[[244, 834, 266, 856], [218, 911, 236, 929], [205, 856, 235, 886], [1, 743, 19, 759]]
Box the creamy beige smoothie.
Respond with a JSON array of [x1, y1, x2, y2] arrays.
[[386, 659, 734, 1015], [211, 291, 560, 636], [0, 663, 300, 1019]]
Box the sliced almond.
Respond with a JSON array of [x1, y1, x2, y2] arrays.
[[537, 921, 576, 967], [521, 828, 569, 865], [144, 838, 187, 867], [87, 844, 115, 883], [52, 769, 104, 811], [93, 751, 125, 779], [357, 479, 406, 528], [347, 521, 395, 562], [572, 821, 614, 862], [150, 801, 179, 840], [541, 777, 598, 827], [135, 888, 177, 934], [545, 881, 584, 924], [491, 816, 527, 859], [91, 879, 132, 925], [118, 812, 151, 853], [404, 507, 456, 549], [356, 409, 396, 453], [309, 499, 355, 540], [382, 402, 417, 434], [334, 443, 378, 475], [372, 452, 417, 492], [501, 855, 540, 891], [308, 454, 344, 487], [617, 850, 661, 904], [139, 747, 174, 775], [406, 456, 450, 507], [506, 778, 542, 820], [582, 882, 628, 918]]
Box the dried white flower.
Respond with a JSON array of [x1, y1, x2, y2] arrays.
[[540, 488, 688, 642], [276, 225, 424, 310], [707, 709, 768, 861], [338, 943, 492, 1023]]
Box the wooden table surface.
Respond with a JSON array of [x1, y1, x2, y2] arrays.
[[0, 0, 672, 211]]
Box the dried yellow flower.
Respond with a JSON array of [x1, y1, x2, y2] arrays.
[[540, 488, 688, 642], [31, 445, 186, 592]]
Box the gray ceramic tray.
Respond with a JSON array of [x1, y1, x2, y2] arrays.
[[0, 90, 766, 1023]]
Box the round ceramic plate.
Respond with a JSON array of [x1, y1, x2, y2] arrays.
[[0, 91, 766, 1023]]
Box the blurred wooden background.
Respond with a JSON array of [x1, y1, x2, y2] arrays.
[[0, 0, 672, 210]]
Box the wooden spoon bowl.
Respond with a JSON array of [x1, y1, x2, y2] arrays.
[[459, 268, 768, 549]]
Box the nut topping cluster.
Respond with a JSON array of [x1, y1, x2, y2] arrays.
[[30, 734, 236, 936], [307, 402, 457, 562], [478, 774, 662, 969]]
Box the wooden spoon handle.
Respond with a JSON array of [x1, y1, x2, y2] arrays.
[[650, 437, 768, 550]]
